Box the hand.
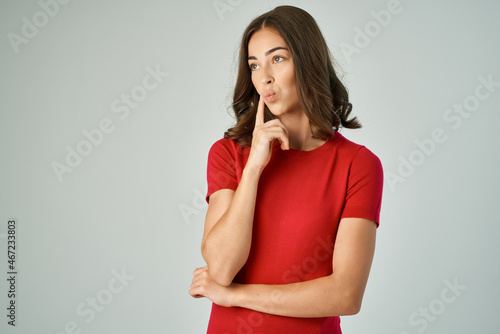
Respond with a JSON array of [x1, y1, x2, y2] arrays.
[[246, 95, 289, 171], [189, 266, 237, 307]]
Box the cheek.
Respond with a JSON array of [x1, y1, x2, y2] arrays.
[[250, 74, 259, 94], [284, 74, 298, 98], [289, 71, 297, 87], [282, 67, 296, 91]]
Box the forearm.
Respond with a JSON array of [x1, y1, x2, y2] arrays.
[[202, 165, 262, 285], [231, 274, 360, 318]]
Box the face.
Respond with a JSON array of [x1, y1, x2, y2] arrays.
[[247, 27, 302, 117]]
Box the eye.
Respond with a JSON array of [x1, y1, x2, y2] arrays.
[[273, 56, 284, 63], [249, 63, 260, 71]]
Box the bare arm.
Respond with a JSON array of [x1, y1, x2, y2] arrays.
[[227, 217, 377, 317], [201, 96, 290, 286], [201, 165, 262, 286]]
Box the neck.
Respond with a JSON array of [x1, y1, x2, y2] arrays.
[[278, 109, 325, 151]]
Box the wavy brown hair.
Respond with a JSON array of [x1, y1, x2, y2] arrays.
[[224, 5, 361, 148]]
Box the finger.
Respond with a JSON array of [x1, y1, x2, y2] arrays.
[[190, 275, 206, 290], [261, 119, 290, 138], [255, 95, 265, 127], [188, 287, 205, 298], [274, 123, 289, 150], [191, 270, 209, 285], [193, 266, 208, 275], [280, 133, 290, 150], [259, 123, 289, 149], [265, 129, 290, 150]]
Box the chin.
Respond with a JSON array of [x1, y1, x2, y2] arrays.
[[267, 106, 284, 117]]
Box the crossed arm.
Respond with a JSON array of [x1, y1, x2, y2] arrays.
[[189, 215, 377, 318]]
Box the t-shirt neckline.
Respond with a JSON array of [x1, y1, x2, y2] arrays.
[[273, 131, 339, 158]]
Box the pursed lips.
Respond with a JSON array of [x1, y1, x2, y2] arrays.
[[263, 89, 276, 102]]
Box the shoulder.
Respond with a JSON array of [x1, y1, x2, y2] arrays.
[[334, 131, 383, 170], [208, 137, 249, 159], [208, 137, 235, 153]]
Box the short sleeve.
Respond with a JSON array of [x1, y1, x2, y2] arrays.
[[340, 146, 384, 227], [205, 139, 239, 204]]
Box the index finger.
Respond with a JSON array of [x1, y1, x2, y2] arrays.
[[255, 95, 265, 126]]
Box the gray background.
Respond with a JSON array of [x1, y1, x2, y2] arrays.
[[1, 0, 499, 333]]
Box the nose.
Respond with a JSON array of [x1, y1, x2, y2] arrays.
[[259, 66, 274, 85]]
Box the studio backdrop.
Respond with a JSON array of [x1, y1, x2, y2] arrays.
[[0, 0, 499, 333]]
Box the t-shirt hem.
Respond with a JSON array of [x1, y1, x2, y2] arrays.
[[340, 207, 380, 227], [206, 185, 238, 204]]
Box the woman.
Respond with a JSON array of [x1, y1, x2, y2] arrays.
[[189, 5, 384, 333]]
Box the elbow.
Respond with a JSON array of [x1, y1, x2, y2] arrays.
[[201, 243, 244, 287], [201, 247, 235, 287], [207, 265, 234, 287], [342, 299, 362, 316], [340, 292, 363, 316]]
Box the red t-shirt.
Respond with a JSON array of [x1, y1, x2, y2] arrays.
[[204, 130, 384, 334]]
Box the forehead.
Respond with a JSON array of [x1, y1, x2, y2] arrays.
[[248, 27, 287, 56]]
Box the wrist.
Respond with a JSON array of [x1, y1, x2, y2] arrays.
[[243, 164, 263, 179], [228, 283, 243, 308]]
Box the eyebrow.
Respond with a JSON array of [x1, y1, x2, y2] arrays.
[[247, 46, 289, 60]]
